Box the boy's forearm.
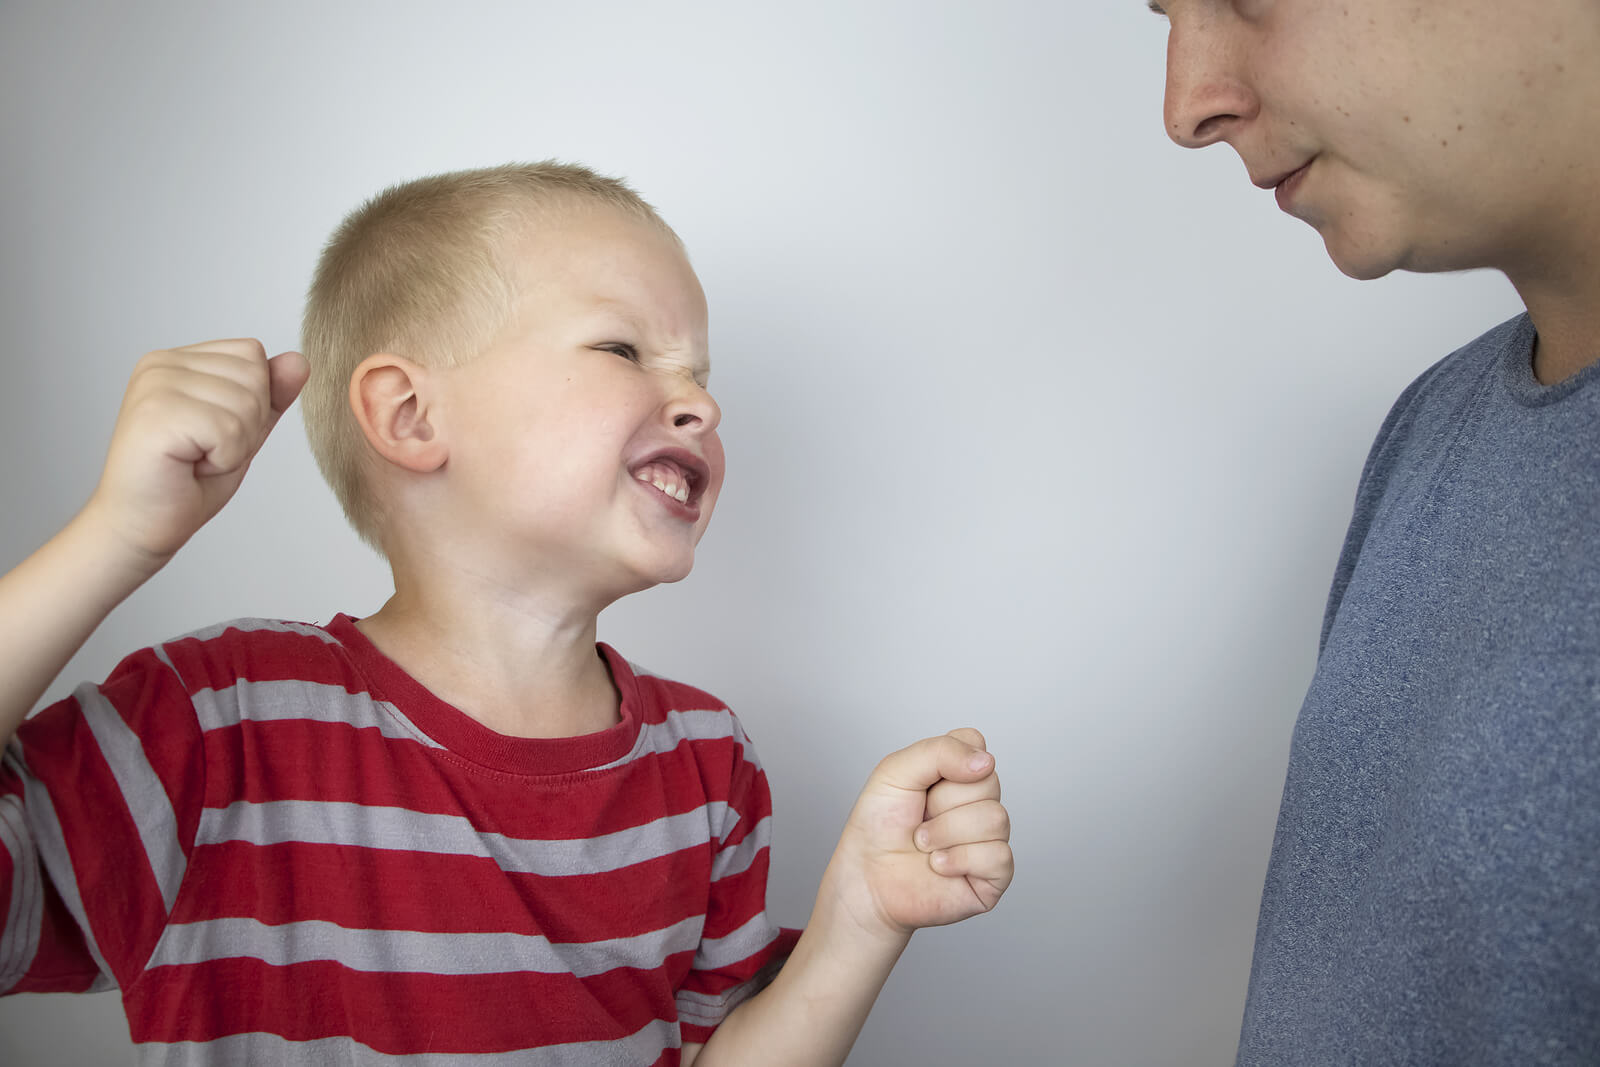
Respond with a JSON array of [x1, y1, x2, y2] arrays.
[[691, 865, 910, 1067], [0, 507, 159, 745]]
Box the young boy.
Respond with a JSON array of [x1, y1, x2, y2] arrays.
[[0, 163, 1013, 1063], [1152, 1, 1600, 1063]]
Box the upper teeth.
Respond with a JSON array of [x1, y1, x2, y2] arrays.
[[635, 463, 691, 504]]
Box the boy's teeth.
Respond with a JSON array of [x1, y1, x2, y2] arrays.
[[635, 463, 691, 504]]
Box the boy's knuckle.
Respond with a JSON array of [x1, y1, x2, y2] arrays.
[[130, 350, 171, 383], [217, 408, 248, 440]]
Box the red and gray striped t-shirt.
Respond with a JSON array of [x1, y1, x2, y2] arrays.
[[0, 615, 796, 1063]]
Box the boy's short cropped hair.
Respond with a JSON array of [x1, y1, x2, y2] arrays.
[[300, 161, 677, 548]]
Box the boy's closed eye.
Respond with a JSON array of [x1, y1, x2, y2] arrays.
[[596, 342, 641, 362], [596, 341, 712, 390]]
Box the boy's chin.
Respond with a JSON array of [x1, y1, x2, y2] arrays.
[[648, 559, 696, 587], [611, 556, 697, 597]]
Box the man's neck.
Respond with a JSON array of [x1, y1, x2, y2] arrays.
[[1515, 268, 1600, 385], [1504, 166, 1600, 385]]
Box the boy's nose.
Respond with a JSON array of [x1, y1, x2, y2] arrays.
[[1163, 15, 1258, 149], [665, 379, 720, 435]]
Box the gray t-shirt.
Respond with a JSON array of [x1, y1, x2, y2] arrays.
[[1237, 314, 1600, 1065]]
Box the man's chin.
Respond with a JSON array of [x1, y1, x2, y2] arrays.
[[1322, 233, 1402, 282]]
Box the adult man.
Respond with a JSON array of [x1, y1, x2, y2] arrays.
[[1154, 2, 1600, 1062]]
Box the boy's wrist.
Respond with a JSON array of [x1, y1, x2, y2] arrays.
[[68, 499, 173, 590], [810, 851, 916, 959]]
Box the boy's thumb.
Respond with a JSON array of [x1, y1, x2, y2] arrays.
[[266, 351, 311, 416], [943, 727, 993, 781]]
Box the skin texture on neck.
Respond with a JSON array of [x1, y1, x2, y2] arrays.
[[1506, 229, 1600, 386], [355, 569, 620, 740]]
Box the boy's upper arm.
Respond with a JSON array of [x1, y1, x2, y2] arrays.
[[673, 709, 799, 1043], [0, 777, 116, 995], [0, 643, 207, 995], [680, 1040, 704, 1066]]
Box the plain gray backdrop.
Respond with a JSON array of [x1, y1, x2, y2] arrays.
[[0, 2, 1523, 1064]]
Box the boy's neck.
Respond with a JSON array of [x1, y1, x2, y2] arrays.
[[355, 580, 621, 741]]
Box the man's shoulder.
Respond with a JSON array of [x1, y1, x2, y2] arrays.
[[1392, 312, 1530, 410], [1358, 313, 1532, 474]]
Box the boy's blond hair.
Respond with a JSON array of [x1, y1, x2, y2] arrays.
[[301, 161, 675, 548]]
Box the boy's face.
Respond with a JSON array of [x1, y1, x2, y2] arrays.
[[1157, 0, 1600, 280], [437, 207, 723, 600]]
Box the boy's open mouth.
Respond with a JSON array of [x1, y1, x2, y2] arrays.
[[629, 450, 708, 508]]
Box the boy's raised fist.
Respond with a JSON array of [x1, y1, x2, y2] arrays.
[[86, 339, 309, 568]]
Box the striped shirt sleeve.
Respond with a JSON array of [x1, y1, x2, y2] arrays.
[[675, 712, 800, 1042], [0, 646, 205, 996]]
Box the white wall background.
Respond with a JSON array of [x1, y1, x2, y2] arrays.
[[0, 2, 1522, 1063]]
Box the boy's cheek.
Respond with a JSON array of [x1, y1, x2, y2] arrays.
[[703, 431, 727, 494], [694, 433, 726, 537]]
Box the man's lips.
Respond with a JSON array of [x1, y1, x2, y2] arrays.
[[1254, 158, 1315, 211], [1252, 157, 1313, 191]]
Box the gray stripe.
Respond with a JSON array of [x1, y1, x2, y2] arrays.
[[138, 1016, 678, 1066], [0, 789, 42, 991], [693, 911, 781, 973], [649, 708, 757, 761], [149, 643, 178, 675], [198, 799, 730, 877], [596, 706, 758, 774], [175, 617, 340, 646], [7, 751, 115, 986], [190, 680, 443, 749], [147, 913, 702, 979], [710, 814, 771, 882], [676, 952, 788, 1026], [74, 683, 187, 913]]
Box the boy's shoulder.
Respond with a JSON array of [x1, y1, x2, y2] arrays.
[[602, 645, 762, 761], [108, 614, 410, 740], [144, 615, 351, 685]]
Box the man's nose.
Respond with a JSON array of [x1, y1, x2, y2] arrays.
[[1163, 16, 1257, 149]]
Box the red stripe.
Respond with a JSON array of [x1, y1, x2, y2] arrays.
[[629, 675, 730, 726], [171, 839, 717, 942], [124, 955, 689, 1051], [161, 625, 363, 693]]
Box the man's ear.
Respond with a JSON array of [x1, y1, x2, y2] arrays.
[[349, 354, 448, 473]]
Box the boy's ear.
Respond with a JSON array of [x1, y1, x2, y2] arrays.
[[349, 354, 448, 473]]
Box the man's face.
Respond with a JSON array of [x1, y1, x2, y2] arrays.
[[1155, 0, 1600, 280]]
